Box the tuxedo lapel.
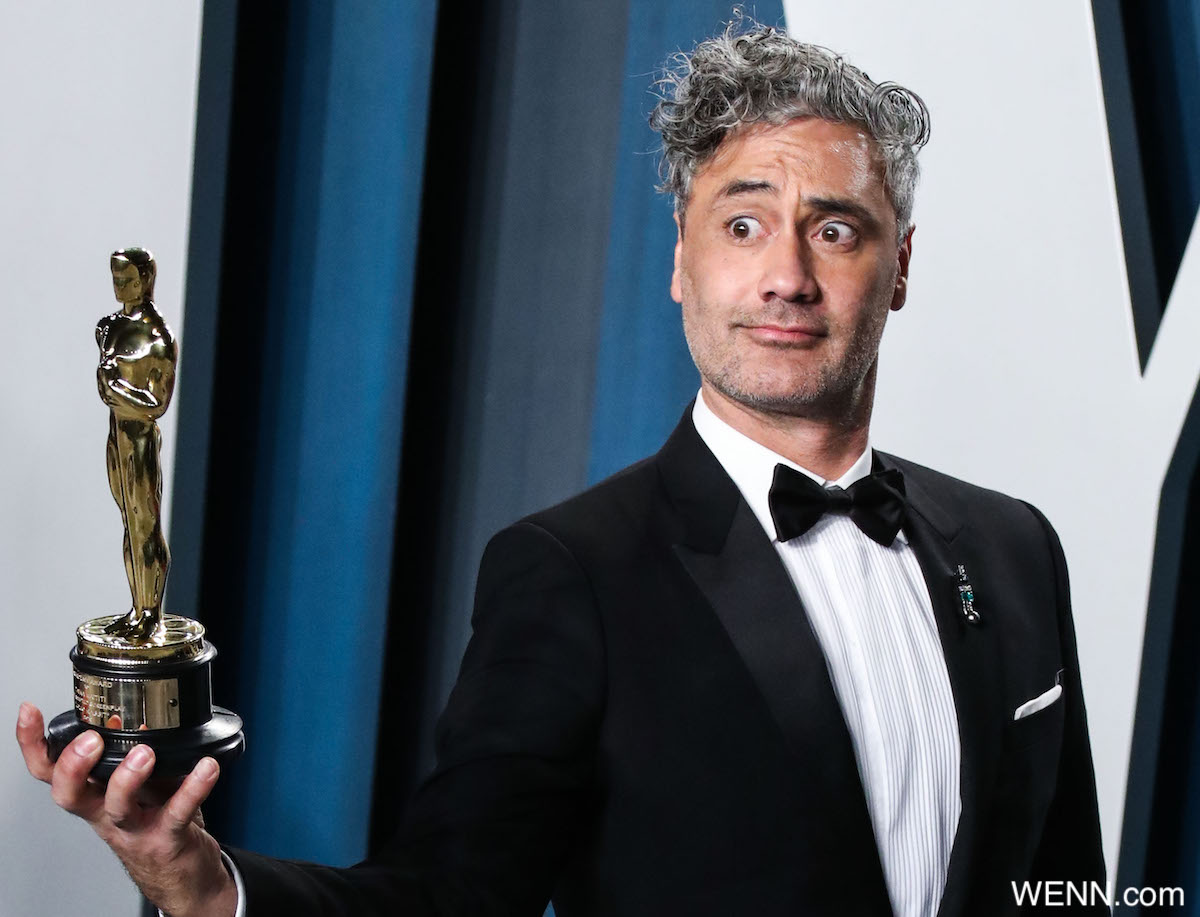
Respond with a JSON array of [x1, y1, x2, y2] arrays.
[[879, 454, 1006, 917], [659, 411, 892, 912], [673, 503, 876, 786]]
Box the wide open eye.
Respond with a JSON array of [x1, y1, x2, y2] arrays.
[[818, 221, 858, 245], [728, 216, 764, 241]]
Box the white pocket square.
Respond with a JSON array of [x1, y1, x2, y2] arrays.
[[1013, 684, 1062, 721]]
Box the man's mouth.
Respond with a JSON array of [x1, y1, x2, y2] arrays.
[[739, 323, 827, 343]]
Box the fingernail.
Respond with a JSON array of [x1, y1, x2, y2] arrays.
[[197, 758, 218, 780], [126, 745, 152, 771], [75, 732, 103, 756], [17, 703, 33, 725]]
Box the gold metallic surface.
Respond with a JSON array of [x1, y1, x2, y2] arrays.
[[76, 613, 205, 663], [93, 247, 178, 644], [73, 671, 183, 730], [44, 248, 243, 769]]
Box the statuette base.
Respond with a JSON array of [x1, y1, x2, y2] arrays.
[[46, 613, 244, 778], [45, 707, 244, 779]]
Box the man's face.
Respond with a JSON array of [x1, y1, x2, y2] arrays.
[[671, 116, 912, 420]]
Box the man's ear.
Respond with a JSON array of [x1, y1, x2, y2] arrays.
[[890, 225, 914, 312], [670, 212, 684, 304]]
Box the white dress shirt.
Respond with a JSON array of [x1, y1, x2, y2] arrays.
[[692, 391, 961, 917]]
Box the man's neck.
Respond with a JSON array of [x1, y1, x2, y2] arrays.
[[699, 383, 872, 481]]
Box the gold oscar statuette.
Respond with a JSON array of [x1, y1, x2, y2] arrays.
[[46, 248, 244, 777]]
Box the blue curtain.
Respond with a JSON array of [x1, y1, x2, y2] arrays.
[[1120, 0, 1200, 307], [214, 3, 436, 865]]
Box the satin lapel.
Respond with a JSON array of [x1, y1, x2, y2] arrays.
[[884, 458, 1005, 917], [673, 500, 891, 911]]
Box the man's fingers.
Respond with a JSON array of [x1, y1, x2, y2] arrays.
[[48, 730, 106, 821], [15, 703, 52, 783], [103, 745, 156, 830], [160, 758, 219, 834]]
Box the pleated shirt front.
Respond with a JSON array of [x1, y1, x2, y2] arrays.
[[692, 393, 961, 917]]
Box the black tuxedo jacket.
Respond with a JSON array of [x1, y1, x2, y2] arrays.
[[233, 411, 1105, 915]]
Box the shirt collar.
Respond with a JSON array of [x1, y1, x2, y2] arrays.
[[691, 389, 906, 545]]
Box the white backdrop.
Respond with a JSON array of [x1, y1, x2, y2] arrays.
[[0, 3, 203, 915], [784, 0, 1200, 882]]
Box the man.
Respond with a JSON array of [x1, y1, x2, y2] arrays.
[[17, 24, 1104, 916]]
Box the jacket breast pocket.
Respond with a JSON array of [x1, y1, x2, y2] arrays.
[[992, 680, 1066, 842], [1003, 684, 1065, 753]]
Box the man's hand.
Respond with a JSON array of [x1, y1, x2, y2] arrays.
[[16, 702, 238, 917]]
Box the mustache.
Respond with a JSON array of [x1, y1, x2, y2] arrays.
[[729, 303, 830, 335]]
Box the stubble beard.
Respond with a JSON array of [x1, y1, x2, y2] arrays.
[[683, 299, 888, 425]]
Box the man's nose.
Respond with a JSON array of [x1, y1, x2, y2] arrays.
[[756, 230, 818, 303]]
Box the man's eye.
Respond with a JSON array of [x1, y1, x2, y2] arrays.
[[728, 217, 763, 240], [818, 221, 857, 244]]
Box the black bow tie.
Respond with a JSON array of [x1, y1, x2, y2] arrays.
[[768, 464, 907, 547]]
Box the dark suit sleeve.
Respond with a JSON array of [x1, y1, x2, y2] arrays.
[[229, 520, 606, 916], [1021, 503, 1107, 912]]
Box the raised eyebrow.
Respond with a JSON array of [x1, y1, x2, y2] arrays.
[[713, 178, 778, 203]]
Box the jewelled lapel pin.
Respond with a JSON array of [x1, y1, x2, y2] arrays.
[[957, 564, 980, 624]]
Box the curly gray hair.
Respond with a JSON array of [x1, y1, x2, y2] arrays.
[[650, 21, 930, 243]]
